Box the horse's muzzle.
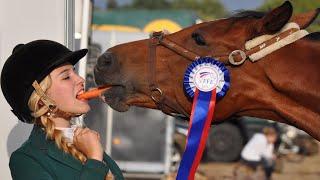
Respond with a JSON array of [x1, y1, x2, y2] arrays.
[[96, 51, 116, 71], [94, 51, 122, 85]]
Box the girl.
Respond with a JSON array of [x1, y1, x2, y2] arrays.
[[1, 40, 124, 180]]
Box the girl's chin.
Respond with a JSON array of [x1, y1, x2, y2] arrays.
[[70, 102, 91, 114], [78, 104, 91, 113], [77, 98, 89, 103]]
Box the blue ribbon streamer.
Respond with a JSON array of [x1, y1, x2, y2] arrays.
[[176, 90, 213, 180]]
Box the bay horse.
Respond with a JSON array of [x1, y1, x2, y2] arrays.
[[94, 1, 320, 141]]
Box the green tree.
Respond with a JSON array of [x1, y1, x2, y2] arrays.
[[126, 0, 226, 20], [171, 0, 226, 20], [259, 0, 320, 32], [107, 0, 118, 9], [130, 0, 170, 9]]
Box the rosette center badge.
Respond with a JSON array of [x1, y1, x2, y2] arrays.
[[183, 57, 230, 99], [194, 67, 219, 92]]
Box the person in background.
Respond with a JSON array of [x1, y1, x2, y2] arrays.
[[1, 40, 124, 180], [240, 127, 278, 180]]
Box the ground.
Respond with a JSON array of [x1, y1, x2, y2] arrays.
[[197, 148, 320, 180], [128, 143, 320, 180]]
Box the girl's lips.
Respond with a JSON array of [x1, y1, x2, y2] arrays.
[[76, 85, 111, 100], [76, 89, 85, 98], [77, 97, 88, 104]]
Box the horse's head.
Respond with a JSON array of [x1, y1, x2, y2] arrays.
[[94, 1, 319, 115]]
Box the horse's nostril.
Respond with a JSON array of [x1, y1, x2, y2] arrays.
[[97, 52, 114, 68]]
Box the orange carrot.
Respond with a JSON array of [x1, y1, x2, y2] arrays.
[[77, 85, 111, 100]]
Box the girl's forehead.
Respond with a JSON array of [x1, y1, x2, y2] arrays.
[[51, 64, 74, 75]]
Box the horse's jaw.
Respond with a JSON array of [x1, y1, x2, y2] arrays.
[[100, 84, 158, 112], [103, 87, 160, 112], [101, 85, 130, 112]]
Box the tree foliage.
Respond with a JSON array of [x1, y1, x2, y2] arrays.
[[259, 0, 320, 32], [107, 0, 118, 9], [126, 0, 226, 20], [130, 0, 170, 9], [170, 0, 226, 20]]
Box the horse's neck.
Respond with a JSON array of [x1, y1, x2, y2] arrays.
[[283, 37, 320, 59], [298, 37, 320, 55]]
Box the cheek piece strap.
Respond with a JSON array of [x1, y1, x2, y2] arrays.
[[31, 81, 79, 120]]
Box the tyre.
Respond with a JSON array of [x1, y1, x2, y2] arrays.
[[206, 123, 244, 162]]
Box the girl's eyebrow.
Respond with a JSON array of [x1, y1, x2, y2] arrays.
[[59, 69, 69, 75], [58, 67, 73, 76]]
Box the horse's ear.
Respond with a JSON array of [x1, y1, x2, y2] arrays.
[[256, 1, 293, 35], [291, 8, 320, 29]]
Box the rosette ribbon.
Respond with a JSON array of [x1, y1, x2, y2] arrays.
[[177, 57, 230, 180]]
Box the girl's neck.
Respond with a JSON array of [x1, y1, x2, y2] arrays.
[[52, 117, 71, 128]]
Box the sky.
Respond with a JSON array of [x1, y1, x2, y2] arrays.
[[221, 0, 264, 12], [93, 0, 265, 12]]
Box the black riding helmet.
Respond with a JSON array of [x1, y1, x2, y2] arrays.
[[1, 40, 88, 123]]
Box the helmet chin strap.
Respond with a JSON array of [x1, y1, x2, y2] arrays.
[[31, 81, 81, 120]]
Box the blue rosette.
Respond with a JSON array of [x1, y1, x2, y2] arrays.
[[183, 57, 230, 100]]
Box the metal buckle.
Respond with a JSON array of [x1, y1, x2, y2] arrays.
[[228, 50, 247, 65], [150, 32, 163, 46], [150, 31, 164, 40], [48, 104, 56, 111], [150, 88, 163, 102]]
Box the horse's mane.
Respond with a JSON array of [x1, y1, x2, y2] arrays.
[[305, 32, 320, 41], [230, 10, 265, 19], [230, 10, 320, 41]]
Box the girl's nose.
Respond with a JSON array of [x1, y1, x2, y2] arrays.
[[75, 74, 85, 85]]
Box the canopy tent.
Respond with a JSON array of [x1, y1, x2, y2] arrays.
[[92, 9, 199, 33]]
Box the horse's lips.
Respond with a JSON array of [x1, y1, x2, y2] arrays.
[[101, 86, 129, 112]]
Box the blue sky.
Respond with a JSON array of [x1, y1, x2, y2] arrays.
[[93, 0, 265, 12], [221, 0, 264, 12]]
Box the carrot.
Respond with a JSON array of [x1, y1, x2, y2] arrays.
[[77, 85, 111, 100]]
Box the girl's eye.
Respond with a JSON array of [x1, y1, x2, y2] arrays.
[[63, 76, 70, 80], [192, 32, 207, 46]]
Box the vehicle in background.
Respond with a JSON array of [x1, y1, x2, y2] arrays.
[[173, 116, 317, 163]]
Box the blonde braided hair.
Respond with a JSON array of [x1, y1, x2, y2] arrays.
[[28, 76, 87, 163]]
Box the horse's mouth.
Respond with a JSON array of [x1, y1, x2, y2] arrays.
[[101, 85, 130, 112]]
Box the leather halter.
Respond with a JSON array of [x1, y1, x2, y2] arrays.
[[148, 32, 190, 118], [147, 27, 303, 117]]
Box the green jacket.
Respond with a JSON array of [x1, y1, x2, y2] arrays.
[[9, 125, 124, 180]]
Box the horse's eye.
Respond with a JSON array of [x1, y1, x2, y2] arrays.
[[192, 32, 207, 46]]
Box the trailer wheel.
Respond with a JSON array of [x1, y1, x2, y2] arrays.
[[206, 123, 244, 162]]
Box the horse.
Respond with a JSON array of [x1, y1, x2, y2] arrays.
[[94, 1, 320, 141]]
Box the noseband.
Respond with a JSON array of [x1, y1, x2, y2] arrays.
[[147, 24, 308, 117]]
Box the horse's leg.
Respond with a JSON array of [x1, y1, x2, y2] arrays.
[[255, 90, 320, 141]]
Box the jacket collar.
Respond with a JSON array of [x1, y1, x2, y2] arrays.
[[29, 125, 82, 171]]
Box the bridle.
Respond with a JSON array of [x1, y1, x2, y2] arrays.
[[147, 25, 307, 118], [148, 32, 190, 118]]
